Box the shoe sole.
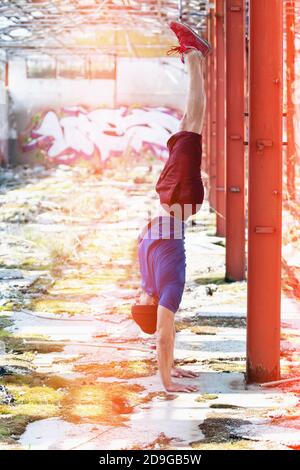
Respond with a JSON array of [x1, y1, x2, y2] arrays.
[[170, 20, 212, 56]]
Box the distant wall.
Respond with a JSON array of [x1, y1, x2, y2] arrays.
[[8, 56, 187, 164], [116, 58, 186, 109]]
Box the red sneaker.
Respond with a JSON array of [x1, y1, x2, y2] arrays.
[[167, 20, 212, 63]]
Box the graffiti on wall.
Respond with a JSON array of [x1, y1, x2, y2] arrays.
[[22, 105, 182, 164]]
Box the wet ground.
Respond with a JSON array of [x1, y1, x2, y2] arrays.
[[0, 161, 299, 450]]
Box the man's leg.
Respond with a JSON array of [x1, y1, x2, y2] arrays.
[[179, 50, 206, 134]]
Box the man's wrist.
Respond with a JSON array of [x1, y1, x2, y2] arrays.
[[162, 376, 172, 390]]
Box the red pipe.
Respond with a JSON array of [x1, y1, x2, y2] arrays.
[[5, 62, 8, 88], [225, 0, 246, 281], [208, 2, 217, 213], [247, 0, 283, 383], [204, 38, 210, 193], [286, 0, 296, 201], [216, 0, 226, 236]]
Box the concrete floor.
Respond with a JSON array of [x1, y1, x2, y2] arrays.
[[0, 162, 299, 450]]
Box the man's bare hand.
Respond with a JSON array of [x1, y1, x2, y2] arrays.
[[171, 367, 199, 378], [165, 381, 198, 393]]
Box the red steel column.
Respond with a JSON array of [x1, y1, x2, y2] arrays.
[[225, 0, 245, 281], [286, 0, 296, 201], [203, 61, 210, 178], [247, 0, 283, 383], [202, 25, 209, 179], [208, 2, 217, 213], [216, 0, 226, 236], [5, 61, 9, 88], [204, 26, 211, 196]]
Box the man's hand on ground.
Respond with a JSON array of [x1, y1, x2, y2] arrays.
[[165, 381, 198, 393], [171, 366, 199, 378]]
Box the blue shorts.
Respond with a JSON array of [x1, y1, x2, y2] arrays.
[[138, 221, 186, 314]]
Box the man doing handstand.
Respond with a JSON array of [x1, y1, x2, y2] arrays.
[[132, 21, 211, 393]]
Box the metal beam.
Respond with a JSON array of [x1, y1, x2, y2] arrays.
[[203, 59, 209, 180], [0, 0, 210, 55], [225, 0, 245, 281], [215, 0, 226, 236], [208, 2, 217, 213], [286, 0, 296, 201], [247, 0, 283, 383], [204, 27, 211, 194]]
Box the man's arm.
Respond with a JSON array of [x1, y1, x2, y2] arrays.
[[156, 305, 198, 392], [171, 325, 199, 378]]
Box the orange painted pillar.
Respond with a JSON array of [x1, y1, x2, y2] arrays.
[[286, 0, 296, 201], [203, 62, 209, 178], [247, 0, 283, 383], [225, 0, 245, 281], [208, 2, 217, 213], [201, 28, 208, 179], [5, 61, 9, 88], [204, 48, 210, 194], [216, 0, 226, 236]]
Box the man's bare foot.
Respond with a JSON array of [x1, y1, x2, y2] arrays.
[[165, 381, 198, 393], [171, 367, 199, 378]]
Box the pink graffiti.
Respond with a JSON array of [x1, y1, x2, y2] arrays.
[[22, 105, 182, 164]]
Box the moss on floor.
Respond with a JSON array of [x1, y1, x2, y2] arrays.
[[176, 316, 246, 330], [0, 326, 63, 354], [201, 359, 246, 374], [2, 372, 74, 389], [74, 359, 157, 380], [0, 379, 64, 445], [190, 325, 217, 335], [195, 394, 219, 403], [209, 403, 243, 409], [1, 351, 35, 369], [174, 356, 246, 375], [0, 306, 62, 361], [189, 415, 253, 449], [0, 415, 34, 446], [30, 298, 88, 316], [0, 303, 14, 312], [190, 440, 255, 450], [193, 274, 228, 286], [0, 316, 14, 330]]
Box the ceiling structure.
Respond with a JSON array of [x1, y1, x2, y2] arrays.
[[0, 0, 211, 56]]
